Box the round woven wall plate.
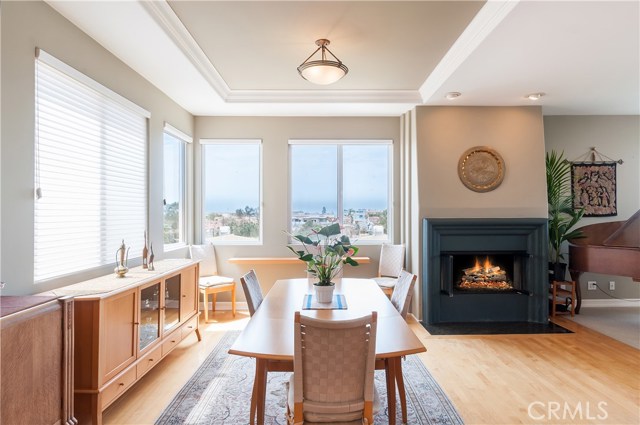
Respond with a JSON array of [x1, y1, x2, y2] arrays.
[[458, 146, 505, 192]]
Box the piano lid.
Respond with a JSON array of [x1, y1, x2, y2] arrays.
[[603, 209, 640, 248]]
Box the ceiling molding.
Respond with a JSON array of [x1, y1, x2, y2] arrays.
[[142, 0, 425, 107], [226, 90, 422, 104], [140, 0, 231, 100], [418, 0, 520, 103]]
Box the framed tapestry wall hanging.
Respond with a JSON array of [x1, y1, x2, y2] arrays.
[[571, 162, 617, 217]]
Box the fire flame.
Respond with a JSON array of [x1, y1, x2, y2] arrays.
[[472, 256, 494, 273]]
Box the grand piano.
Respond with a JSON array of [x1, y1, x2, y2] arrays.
[[568, 209, 640, 313]]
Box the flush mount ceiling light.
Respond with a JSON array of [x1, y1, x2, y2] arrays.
[[297, 39, 348, 85], [526, 92, 545, 100], [446, 92, 462, 100]]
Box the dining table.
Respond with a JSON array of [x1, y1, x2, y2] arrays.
[[228, 277, 427, 425]]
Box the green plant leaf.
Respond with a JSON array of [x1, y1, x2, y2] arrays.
[[546, 150, 584, 263], [318, 223, 341, 237], [344, 257, 359, 266], [293, 234, 314, 245]]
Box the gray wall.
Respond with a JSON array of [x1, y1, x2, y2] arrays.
[[0, 1, 193, 295], [192, 116, 401, 298], [416, 106, 548, 219], [544, 115, 640, 300]]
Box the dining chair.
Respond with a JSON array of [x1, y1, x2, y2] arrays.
[[372, 244, 405, 297], [390, 270, 417, 320], [389, 270, 417, 425], [240, 269, 264, 317], [287, 311, 379, 425], [189, 244, 236, 322]]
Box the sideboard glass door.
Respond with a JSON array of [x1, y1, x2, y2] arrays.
[[164, 274, 181, 332], [139, 282, 160, 351]]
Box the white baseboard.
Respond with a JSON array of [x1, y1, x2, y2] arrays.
[[581, 298, 640, 308], [201, 301, 249, 311]]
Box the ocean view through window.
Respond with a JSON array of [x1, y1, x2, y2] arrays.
[[201, 140, 261, 244], [289, 140, 391, 242]]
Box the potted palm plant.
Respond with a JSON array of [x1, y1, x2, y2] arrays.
[[546, 150, 584, 281], [287, 223, 359, 302]]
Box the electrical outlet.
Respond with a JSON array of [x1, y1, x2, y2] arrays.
[[609, 281, 615, 291], [588, 281, 597, 290]]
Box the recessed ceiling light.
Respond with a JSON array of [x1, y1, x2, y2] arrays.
[[445, 92, 461, 100], [526, 92, 545, 101]]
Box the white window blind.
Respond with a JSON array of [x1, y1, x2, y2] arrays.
[[34, 49, 149, 282]]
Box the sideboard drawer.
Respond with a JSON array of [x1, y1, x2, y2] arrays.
[[102, 367, 136, 408], [162, 333, 181, 356], [137, 345, 162, 379], [181, 315, 198, 340]]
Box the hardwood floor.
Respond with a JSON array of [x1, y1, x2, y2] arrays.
[[103, 312, 640, 425]]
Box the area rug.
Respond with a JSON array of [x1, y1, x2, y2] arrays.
[[156, 331, 463, 425]]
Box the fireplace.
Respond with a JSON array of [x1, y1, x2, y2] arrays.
[[423, 218, 548, 324], [442, 252, 529, 294]]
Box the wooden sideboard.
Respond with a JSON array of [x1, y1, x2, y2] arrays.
[[50, 259, 201, 425], [1, 295, 75, 425]]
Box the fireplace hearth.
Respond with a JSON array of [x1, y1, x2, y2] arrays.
[[423, 218, 548, 324]]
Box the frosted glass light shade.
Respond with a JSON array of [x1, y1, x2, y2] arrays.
[[298, 61, 348, 85], [297, 39, 348, 85]]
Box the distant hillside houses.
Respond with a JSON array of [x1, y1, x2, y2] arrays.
[[291, 208, 386, 238]]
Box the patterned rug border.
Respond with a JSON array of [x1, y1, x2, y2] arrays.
[[156, 331, 464, 425]]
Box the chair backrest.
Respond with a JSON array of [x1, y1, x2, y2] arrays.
[[189, 244, 219, 277], [378, 243, 405, 278], [292, 311, 377, 424], [390, 270, 417, 319], [240, 269, 263, 317]]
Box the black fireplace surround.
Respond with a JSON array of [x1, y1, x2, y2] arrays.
[[422, 218, 548, 324]]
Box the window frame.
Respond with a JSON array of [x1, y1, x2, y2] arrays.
[[288, 139, 393, 245], [199, 139, 263, 245], [162, 123, 191, 252]]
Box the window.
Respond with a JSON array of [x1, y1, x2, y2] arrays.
[[34, 49, 149, 282], [289, 140, 391, 242], [201, 140, 261, 244], [163, 124, 190, 248]]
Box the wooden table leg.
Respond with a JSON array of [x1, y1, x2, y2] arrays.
[[254, 358, 268, 425], [395, 357, 408, 424], [250, 366, 257, 425], [385, 358, 397, 425]]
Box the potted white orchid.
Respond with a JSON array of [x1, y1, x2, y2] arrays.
[[287, 223, 359, 302]]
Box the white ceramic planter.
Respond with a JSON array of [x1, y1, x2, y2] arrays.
[[314, 284, 335, 303]]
